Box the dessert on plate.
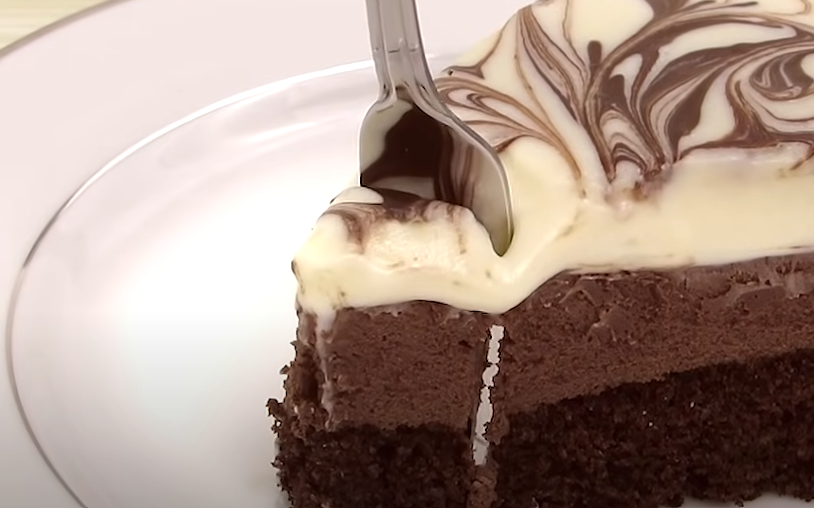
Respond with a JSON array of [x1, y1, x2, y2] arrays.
[[269, 0, 814, 507]]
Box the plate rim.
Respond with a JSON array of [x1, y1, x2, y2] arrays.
[[0, 0, 131, 61], [1, 8, 136, 505]]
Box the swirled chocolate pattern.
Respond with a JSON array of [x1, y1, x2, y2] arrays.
[[437, 0, 814, 197], [293, 0, 814, 317], [326, 186, 467, 248]]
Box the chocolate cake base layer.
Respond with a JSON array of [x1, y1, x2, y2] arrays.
[[270, 405, 475, 508], [494, 254, 814, 418], [493, 349, 814, 508]]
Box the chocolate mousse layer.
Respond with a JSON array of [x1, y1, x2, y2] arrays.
[[492, 252, 814, 420]]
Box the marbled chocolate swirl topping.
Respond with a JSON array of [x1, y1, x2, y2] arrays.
[[438, 0, 814, 197], [293, 0, 814, 316]]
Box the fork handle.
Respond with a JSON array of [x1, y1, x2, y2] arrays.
[[365, 0, 439, 103]]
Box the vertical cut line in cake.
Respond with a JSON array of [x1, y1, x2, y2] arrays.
[[313, 313, 336, 417], [473, 324, 503, 465]]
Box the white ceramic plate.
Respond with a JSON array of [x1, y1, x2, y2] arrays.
[[10, 51, 462, 508], [0, 1, 808, 508], [0, 1, 522, 507]]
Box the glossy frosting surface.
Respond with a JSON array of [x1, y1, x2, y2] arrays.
[[295, 0, 814, 315]]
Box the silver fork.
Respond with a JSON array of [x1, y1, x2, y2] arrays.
[[359, 0, 514, 255]]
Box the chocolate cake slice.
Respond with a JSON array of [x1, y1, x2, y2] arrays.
[[270, 1, 814, 507]]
